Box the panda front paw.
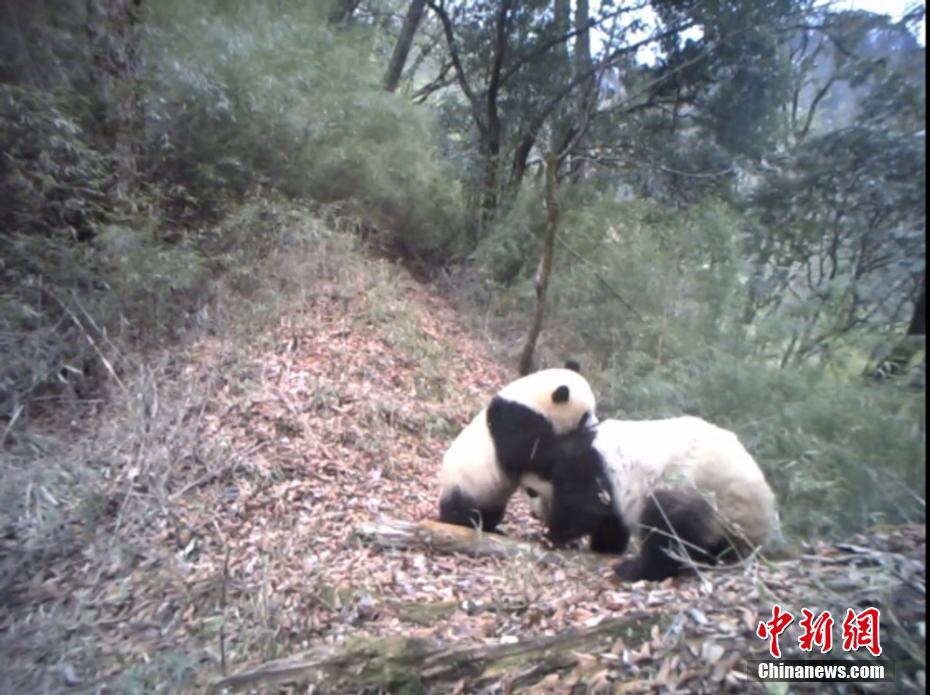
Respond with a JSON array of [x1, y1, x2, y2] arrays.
[[613, 555, 682, 582], [612, 558, 645, 582]]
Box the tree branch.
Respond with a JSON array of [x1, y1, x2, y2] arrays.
[[485, 0, 513, 148], [411, 60, 454, 103], [497, 4, 640, 87], [518, 152, 560, 375], [425, 0, 486, 135], [797, 74, 836, 140], [517, 16, 700, 173], [556, 235, 644, 321]]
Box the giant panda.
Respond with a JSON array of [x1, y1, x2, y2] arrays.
[[438, 363, 597, 532], [522, 416, 779, 581]]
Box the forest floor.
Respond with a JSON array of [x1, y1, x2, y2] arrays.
[[0, 228, 925, 693]]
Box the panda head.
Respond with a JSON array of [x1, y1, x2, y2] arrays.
[[494, 363, 597, 437], [484, 362, 597, 482], [521, 473, 553, 521]]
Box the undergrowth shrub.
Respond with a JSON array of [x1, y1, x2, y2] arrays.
[[470, 183, 550, 286], [0, 85, 110, 239], [465, 194, 748, 364], [143, 0, 464, 258], [0, 84, 107, 416], [0, 198, 327, 423], [597, 350, 925, 539]]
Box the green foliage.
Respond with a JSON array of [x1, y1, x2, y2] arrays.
[[1, 0, 923, 550], [0, 85, 113, 417], [0, 86, 109, 239], [470, 182, 549, 285], [801, 10, 926, 134], [652, 0, 796, 159], [0, 1, 468, 420], [142, 0, 463, 257], [546, 197, 747, 363], [598, 349, 925, 539], [746, 124, 925, 364]]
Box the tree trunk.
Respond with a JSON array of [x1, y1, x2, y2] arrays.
[[518, 153, 560, 376], [570, 0, 592, 179], [475, 131, 503, 244], [86, 0, 143, 201], [905, 274, 925, 337], [549, 0, 573, 154], [383, 0, 426, 92], [476, 2, 511, 238], [742, 239, 773, 325], [506, 132, 539, 205]]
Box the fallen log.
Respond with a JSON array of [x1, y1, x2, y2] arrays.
[[356, 516, 612, 567], [210, 611, 656, 693]]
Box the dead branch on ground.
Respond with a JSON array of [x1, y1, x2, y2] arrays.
[[210, 611, 653, 692], [357, 516, 610, 568]]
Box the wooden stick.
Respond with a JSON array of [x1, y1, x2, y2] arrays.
[[356, 516, 610, 567]]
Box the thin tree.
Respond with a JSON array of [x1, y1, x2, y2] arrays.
[[570, 0, 593, 180], [518, 151, 560, 376], [515, 17, 620, 375]]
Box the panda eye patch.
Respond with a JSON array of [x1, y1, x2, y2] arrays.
[[552, 385, 570, 403], [579, 412, 590, 427], [524, 487, 539, 498]]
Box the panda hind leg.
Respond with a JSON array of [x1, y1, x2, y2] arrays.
[[439, 488, 506, 532], [613, 490, 729, 582]]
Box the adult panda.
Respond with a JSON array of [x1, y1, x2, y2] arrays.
[[438, 362, 597, 532], [523, 416, 779, 581]]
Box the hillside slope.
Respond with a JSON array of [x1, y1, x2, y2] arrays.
[[0, 224, 924, 693]]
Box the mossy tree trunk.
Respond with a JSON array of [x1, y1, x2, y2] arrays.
[[210, 611, 654, 693]]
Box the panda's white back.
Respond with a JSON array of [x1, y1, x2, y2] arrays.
[[592, 416, 777, 543], [592, 417, 703, 527]]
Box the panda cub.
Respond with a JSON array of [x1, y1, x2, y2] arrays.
[[438, 362, 597, 532], [524, 416, 779, 582]]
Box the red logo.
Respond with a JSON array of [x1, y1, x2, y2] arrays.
[[755, 605, 883, 658], [798, 608, 835, 654], [842, 607, 883, 657], [757, 603, 795, 658]]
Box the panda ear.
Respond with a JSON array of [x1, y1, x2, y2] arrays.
[[552, 385, 570, 403], [565, 360, 581, 373]]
